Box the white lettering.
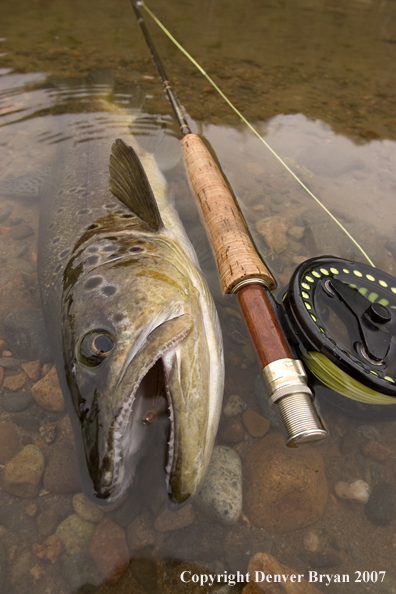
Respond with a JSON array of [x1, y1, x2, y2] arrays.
[[181, 571, 190, 583], [255, 571, 265, 582], [309, 571, 318, 582]]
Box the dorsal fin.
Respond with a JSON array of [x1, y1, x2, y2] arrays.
[[109, 138, 163, 232]]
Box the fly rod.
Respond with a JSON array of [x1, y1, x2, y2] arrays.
[[132, 0, 327, 445]]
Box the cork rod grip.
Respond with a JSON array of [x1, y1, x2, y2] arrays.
[[181, 133, 275, 294]]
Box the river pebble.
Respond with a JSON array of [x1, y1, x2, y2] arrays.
[[365, 482, 396, 526], [126, 509, 155, 551], [39, 421, 57, 444], [154, 503, 195, 532], [2, 389, 32, 412], [334, 479, 371, 503], [43, 447, 80, 493], [56, 514, 96, 555], [0, 356, 21, 369], [223, 394, 247, 417], [1, 444, 45, 498], [3, 371, 27, 391], [32, 534, 63, 564], [196, 445, 242, 525], [25, 503, 38, 517], [303, 530, 320, 552], [255, 216, 289, 251], [242, 410, 270, 438], [287, 225, 305, 241], [220, 418, 245, 443], [244, 433, 328, 532], [9, 223, 35, 240], [31, 365, 65, 412], [62, 553, 101, 591], [37, 509, 59, 536], [4, 308, 52, 362], [0, 422, 21, 462], [88, 517, 129, 584], [21, 360, 41, 380], [73, 493, 104, 523]]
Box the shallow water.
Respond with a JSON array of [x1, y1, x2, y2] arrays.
[[1, 0, 396, 593]]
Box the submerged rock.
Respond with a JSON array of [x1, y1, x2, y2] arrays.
[[255, 216, 288, 251], [1, 389, 32, 412], [4, 308, 52, 362], [196, 445, 242, 525], [73, 493, 104, 524], [88, 517, 129, 584], [2, 371, 27, 391], [334, 480, 370, 503], [223, 394, 247, 417], [244, 434, 327, 532], [31, 365, 65, 412], [1, 444, 45, 498], [242, 410, 270, 438], [0, 422, 21, 462], [56, 514, 96, 556]]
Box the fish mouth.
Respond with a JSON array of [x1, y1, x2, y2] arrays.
[[92, 314, 193, 503]]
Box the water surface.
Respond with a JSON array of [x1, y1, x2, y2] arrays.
[[1, 1, 396, 593]]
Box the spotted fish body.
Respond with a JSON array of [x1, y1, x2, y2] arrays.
[[38, 111, 224, 504]]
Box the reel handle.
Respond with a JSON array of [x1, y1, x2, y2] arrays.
[[181, 133, 275, 294]]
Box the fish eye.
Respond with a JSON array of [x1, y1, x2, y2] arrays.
[[79, 331, 115, 366]]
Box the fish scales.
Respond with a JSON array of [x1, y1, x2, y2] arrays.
[[38, 107, 224, 505]]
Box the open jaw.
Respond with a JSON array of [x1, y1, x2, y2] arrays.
[[92, 315, 193, 503]]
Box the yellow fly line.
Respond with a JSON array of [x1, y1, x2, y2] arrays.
[[138, 1, 375, 268], [303, 352, 396, 405]]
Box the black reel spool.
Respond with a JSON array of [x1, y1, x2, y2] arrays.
[[281, 256, 396, 418]]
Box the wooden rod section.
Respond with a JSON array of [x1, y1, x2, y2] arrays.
[[237, 284, 292, 368]]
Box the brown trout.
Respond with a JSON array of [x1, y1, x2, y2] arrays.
[[38, 98, 224, 504]]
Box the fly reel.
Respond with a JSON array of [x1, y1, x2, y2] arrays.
[[282, 256, 396, 416]]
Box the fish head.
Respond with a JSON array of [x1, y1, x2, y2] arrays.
[[61, 233, 219, 505]]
